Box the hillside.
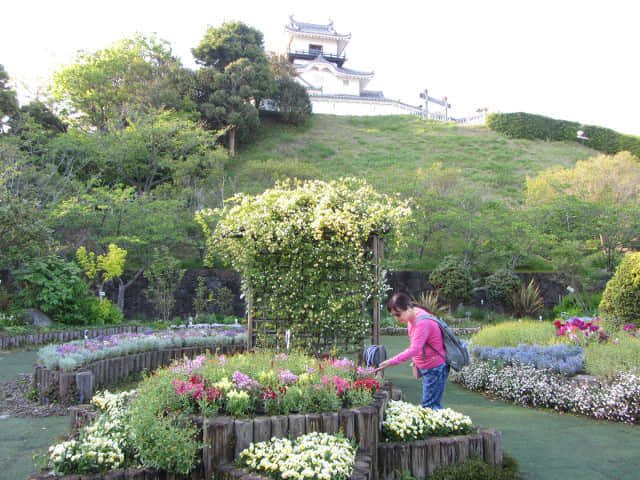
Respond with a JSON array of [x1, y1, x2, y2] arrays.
[[231, 114, 600, 203]]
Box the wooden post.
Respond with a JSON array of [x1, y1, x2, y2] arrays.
[[247, 283, 254, 350], [371, 236, 383, 346]]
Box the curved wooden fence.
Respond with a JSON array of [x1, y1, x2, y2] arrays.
[[1, 326, 150, 350], [33, 344, 246, 405]]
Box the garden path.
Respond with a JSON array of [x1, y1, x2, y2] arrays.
[[383, 335, 640, 480], [0, 350, 68, 480]]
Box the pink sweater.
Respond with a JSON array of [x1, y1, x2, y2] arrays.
[[387, 309, 446, 370]]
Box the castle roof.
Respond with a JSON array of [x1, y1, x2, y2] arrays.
[[285, 15, 351, 40], [293, 56, 373, 79]]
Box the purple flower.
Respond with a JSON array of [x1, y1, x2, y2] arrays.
[[232, 370, 260, 390], [278, 369, 298, 384]]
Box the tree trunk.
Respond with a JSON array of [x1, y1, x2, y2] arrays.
[[116, 266, 146, 312], [228, 125, 237, 158]]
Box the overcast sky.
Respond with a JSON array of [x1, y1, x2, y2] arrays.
[[2, 0, 639, 135]]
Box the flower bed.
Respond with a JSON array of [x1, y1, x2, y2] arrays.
[[454, 360, 640, 423], [48, 390, 137, 475], [236, 432, 357, 480], [36, 326, 247, 370], [139, 352, 380, 419], [472, 343, 584, 375], [382, 400, 473, 442]]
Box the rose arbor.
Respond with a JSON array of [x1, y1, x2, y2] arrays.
[[197, 178, 410, 352]]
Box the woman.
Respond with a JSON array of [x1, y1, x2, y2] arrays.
[[374, 292, 449, 409]]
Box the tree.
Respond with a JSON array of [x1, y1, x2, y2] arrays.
[[192, 22, 275, 156], [0, 64, 19, 130], [192, 21, 268, 70], [98, 111, 226, 194], [76, 244, 127, 298], [429, 256, 473, 311], [0, 191, 54, 270], [46, 186, 195, 311], [526, 151, 640, 270], [144, 247, 185, 322], [270, 76, 312, 125], [51, 34, 188, 130]]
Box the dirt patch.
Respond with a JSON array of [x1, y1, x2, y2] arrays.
[[0, 374, 68, 418]]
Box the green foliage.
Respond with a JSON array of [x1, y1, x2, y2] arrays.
[[211, 285, 234, 316], [144, 247, 186, 323], [0, 64, 19, 124], [511, 279, 544, 318], [488, 111, 640, 158], [270, 76, 312, 125], [193, 22, 274, 155], [129, 370, 200, 473], [486, 268, 521, 306], [192, 276, 211, 318], [86, 297, 123, 325], [471, 320, 557, 347], [192, 21, 268, 70], [199, 177, 410, 351], [584, 334, 640, 379], [0, 191, 54, 270], [599, 252, 640, 331], [429, 256, 473, 310], [76, 243, 127, 295], [429, 454, 520, 480], [14, 255, 93, 325], [51, 34, 188, 130]]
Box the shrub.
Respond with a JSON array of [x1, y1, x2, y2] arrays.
[[486, 112, 640, 158], [472, 320, 557, 347], [430, 455, 520, 480], [599, 252, 640, 331], [584, 334, 640, 379], [14, 255, 92, 325], [486, 268, 521, 307], [86, 297, 123, 325], [429, 256, 473, 310]]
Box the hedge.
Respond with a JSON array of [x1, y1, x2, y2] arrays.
[[487, 112, 640, 158]]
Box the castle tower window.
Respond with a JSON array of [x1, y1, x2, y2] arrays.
[[309, 44, 323, 56]]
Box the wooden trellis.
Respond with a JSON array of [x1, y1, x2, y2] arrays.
[[246, 235, 384, 354]]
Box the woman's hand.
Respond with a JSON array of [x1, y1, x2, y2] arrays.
[[374, 360, 390, 373]]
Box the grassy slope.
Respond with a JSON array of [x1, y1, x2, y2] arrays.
[[232, 114, 599, 202]]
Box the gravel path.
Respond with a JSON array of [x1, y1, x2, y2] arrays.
[[0, 374, 69, 418]]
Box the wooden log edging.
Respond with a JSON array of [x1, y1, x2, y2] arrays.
[[33, 343, 246, 405], [1, 325, 151, 351], [377, 428, 502, 480], [26, 465, 205, 480]]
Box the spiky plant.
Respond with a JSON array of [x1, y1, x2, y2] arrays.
[[511, 279, 544, 318], [417, 290, 449, 318]]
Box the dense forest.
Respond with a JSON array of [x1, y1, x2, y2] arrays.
[[2, 21, 640, 324]]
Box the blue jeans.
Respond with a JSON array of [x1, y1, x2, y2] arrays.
[[419, 362, 449, 409]]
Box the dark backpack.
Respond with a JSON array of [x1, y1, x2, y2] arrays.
[[416, 314, 470, 371]]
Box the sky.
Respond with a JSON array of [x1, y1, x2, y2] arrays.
[[2, 0, 639, 136]]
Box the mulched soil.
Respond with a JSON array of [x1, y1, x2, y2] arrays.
[[0, 374, 68, 417]]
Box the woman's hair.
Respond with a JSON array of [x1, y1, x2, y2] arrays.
[[387, 292, 427, 313]]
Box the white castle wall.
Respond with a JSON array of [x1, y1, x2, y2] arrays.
[[310, 96, 423, 116]]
